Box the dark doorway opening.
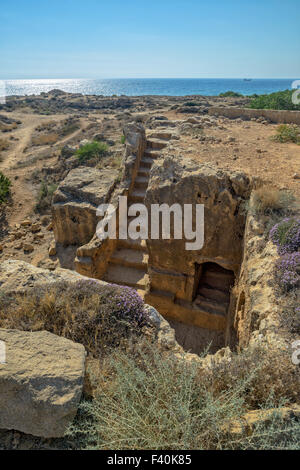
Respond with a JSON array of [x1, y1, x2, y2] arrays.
[[193, 262, 235, 317]]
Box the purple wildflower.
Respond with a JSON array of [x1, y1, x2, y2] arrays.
[[269, 218, 300, 254], [275, 252, 300, 291]]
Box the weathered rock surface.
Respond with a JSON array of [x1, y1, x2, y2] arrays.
[[224, 405, 300, 436], [52, 166, 118, 246], [144, 156, 254, 337], [0, 329, 86, 438], [231, 212, 300, 351], [0, 259, 102, 293], [121, 122, 146, 192], [145, 157, 253, 279]]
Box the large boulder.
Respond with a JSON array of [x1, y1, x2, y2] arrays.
[[0, 329, 86, 438]]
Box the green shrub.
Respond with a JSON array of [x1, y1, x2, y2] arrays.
[[120, 135, 126, 144], [183, 101, 198, 106], [272, 124, 300, 144], [219, 91, 243, 98], [248, 90, 300, 111], [75, 141, 109, 163], [0, 171, 11, 204], [35, 180, 57, 212]]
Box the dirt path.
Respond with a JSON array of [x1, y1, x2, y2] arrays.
[[0, 112, 90, 226]]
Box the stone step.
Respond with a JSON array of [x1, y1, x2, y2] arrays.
[[118, 238, 147, 251], [202, 270, 234, 291], [145, 289, 175, 304], [138, 166, 151, 177], [153, 121, 177, 128], [129, 189, 146, 203], [146, 138, 168, 150], [198, 286, 230, 304], [148, 131, 173, 140], [111, 248, 149, 270], [140, 157, 153, 168], [103, 264, 149, 290], [134, 176, 149, 189], [194, 296, 228, 317], [144, 149, 161, 159]]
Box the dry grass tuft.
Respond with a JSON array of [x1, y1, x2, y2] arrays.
[[0, 138, 10, 152], [250, 186, 295, 215], [31, 133, 59, 146]]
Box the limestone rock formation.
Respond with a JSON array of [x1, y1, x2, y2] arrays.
[[231, 213, 298, 351], [144, 156, 254, 346], [121, 122, 146, 192], [52, 166, 118, 246], [224, 405, 300, 437], [0, 259, 104, 293], [0, 329, 86, 438], [145, 157, 252, 279]]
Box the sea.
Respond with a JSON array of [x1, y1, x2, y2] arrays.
[[2, 78, 296, 97]]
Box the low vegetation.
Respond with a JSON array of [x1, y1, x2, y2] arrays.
[[272, 124, 300, 144], [0, 114, 20, 132], [248, 90, 300, 111], [219, 91, 243, 98], [75, 140, 109, 163], [249, 186, 295, 216], [0, 278, 299, 450], [32, 133, 59, 146], [32, 118, 80, 146], [183, 101, 198, 107], [269, 218, 300, 254], [0, 281, 148, 358], [275, 252, 300, 291], [270, 218, 300, 291], [67, 342, 299, 450], [0, 138, 10, 152], [0, 172, 11, 204], [35, 180, 57, 212]]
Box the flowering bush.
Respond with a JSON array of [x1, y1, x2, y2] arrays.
[[0, 280, 149, 357], [269, 218, 300, 254], [274, 252, 300, 291]]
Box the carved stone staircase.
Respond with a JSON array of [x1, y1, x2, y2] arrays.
[[102, 133, 171, 297]]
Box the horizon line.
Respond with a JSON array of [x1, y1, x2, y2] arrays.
[[1, 77, 298, 81]]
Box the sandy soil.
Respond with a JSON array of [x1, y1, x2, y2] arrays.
[[165, 110, 300, 198]]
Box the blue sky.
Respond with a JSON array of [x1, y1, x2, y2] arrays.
[[0, 0, 299, 79]]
